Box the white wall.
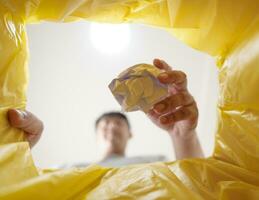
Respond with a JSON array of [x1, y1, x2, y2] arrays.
[[26, 22, 219, 168]]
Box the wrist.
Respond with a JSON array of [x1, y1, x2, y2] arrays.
[[168, 128, 196, 141]]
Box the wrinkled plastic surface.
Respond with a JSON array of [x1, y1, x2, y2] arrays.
[[0, 0, 259, 199], [109, 64, 168, 112]]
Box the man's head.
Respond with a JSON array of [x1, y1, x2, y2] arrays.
[[95, 112, 132, 157]]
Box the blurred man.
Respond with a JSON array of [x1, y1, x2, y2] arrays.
[[90, 111, 166, 167]]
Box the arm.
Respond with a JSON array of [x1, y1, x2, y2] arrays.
[[148, 59, 204, 160], [170, 130, 204, 159]]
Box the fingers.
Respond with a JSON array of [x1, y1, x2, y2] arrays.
[[147, 109, 161, 124], [153, 59, 171, 71], [153, 92, 194, 115], [7, 109, 44, 136], [8, 109, 26, 127], [153, 59, 187, 91], [160, 103, 198, 126], [147, 109, 160, 119], [158, 71, 187, 90]]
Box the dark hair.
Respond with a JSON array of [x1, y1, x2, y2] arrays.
[[95, 111, 130, 130]]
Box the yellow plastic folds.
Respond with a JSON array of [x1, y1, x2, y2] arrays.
[[0, 0, 259, 199]]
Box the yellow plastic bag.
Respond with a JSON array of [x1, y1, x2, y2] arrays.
[[0, 0, 259, 199]]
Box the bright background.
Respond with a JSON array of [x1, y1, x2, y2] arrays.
[[26, 22, 219, 168]]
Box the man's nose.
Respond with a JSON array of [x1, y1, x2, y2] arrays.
[[107, 122, 118, 131]]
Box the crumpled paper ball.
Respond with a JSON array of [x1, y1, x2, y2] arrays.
[[109, 64, 168, 112]]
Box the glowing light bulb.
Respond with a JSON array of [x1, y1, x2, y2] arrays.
[[89, 23, 131, 55]]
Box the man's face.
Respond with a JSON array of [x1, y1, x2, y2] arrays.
[[96, 117, 131, 154]]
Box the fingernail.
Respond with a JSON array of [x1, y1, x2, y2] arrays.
[[160, 116, 168, 124], [154, 104, 166, 112], [159, 73, 168, 79], [16, 110, 26, 120]]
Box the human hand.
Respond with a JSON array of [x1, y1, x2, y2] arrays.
[[148, 59, 198, 139], [7, 109, 44, 148]]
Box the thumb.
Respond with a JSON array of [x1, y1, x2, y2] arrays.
[[7, 109, 44, 136], [7, 109, 27, 128]]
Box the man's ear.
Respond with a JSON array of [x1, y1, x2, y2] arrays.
[[128, 131, 133, 139]]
